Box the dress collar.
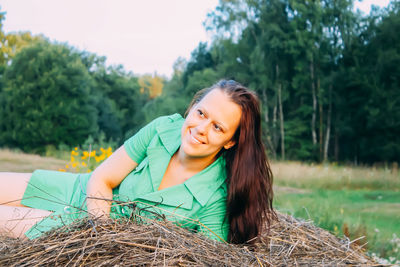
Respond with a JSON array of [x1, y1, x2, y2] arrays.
[[184, 156, 226, 206], [156, 113, 183, 155]]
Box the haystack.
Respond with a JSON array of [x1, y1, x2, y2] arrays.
[[0, 210, 374, 266]]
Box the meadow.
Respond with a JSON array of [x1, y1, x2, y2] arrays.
[[0, 149, 68, 172], [1, 149, 399, 263], [272, 161, 400, 263]]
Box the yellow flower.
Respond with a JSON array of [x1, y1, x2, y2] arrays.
[[74, 147, 78, 151], [81, 151, 89, 160], [59, 168, 66, 172], [70, 156, 75, 162], [72, 162, 78, 168], [106, 147, 113, 157], [87, 169, 92, 173], [95, 154, 106, 162], [70, 150, 79, 156], [81, 162, 87, 167], [89, 150, 96, 157], [66, 164, 70, 169], [100, 147, 106, 153]]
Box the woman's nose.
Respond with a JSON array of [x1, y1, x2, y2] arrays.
[[195, 120, 210, 135]]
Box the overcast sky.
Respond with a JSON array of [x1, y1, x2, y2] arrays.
[[0, 0, 392, 78]]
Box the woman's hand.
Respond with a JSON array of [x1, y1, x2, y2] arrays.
[[86, 145, 138, 219]]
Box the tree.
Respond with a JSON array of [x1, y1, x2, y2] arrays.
[[138, 74, 164, 99], [141, 59, 188, 123], [336, 2, 400, 163], [0, 31, 44, 65], [0, 41, 97, 152], [182, 42, 215, 87], [0, 7, 44, 66]]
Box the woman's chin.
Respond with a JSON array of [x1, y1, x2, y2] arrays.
[[181, 146, 200, 158], [180, 146, 221, 162]]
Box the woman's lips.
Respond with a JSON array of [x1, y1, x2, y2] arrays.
[[189, 129, 204, 144], [191, 134, 202, 144]]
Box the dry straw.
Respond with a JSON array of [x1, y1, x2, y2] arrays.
[[0, 207, 376, 266]]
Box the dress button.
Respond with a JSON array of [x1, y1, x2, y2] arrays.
[[64, 206, 71, 213]]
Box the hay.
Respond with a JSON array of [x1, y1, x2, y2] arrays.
[[0, 211, 375, 266]]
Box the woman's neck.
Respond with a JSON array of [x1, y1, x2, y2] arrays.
[[175, 148, 217, 173]]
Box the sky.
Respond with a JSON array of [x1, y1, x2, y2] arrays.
[[0, 0, 392, 78]]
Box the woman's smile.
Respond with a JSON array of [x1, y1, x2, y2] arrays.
[[189, 129, 204, 145]]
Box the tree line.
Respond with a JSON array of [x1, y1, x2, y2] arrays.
[[0, 0, 399, 164]]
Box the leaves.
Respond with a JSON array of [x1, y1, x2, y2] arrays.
[[0, 41, 98, 151]]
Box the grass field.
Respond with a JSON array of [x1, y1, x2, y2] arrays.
[[272, 161, 400, 263], [0, 149, 68, 172], [1, 149, 399, 262]]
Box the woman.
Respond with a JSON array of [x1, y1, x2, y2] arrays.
[[0, 80, 275, 244]]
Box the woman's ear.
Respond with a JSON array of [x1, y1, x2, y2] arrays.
[[224, 140, 236, 150]]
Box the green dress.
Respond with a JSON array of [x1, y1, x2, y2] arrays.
[[21, 114, 229, 241]]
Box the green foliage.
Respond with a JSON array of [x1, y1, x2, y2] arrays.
[[185, 68, 221, 97], [80, 131, 117, 152], [89, 63, 147, 142], [284, 119, 315, 160], [0, 41, 98, 152], [182, 42, 215, 86], [336, 3, 400, 163], [141, 67, 188, 123]]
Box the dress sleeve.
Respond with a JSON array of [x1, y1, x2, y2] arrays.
[[123, 116, 169, 163], [196, 192, 229, 242]]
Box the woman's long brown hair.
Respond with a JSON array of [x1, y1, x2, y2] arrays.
[[186, 80, 275, 244]]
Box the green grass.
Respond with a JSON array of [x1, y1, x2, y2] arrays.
[[271, 160, 400, 262], [274, 188, 400, 261]]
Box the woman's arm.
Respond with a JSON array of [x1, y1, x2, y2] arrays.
[[86, 115, 178, 218], [86, 145, 138, 218]]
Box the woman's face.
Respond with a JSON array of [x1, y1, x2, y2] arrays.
[[180, 89, 242, 160]]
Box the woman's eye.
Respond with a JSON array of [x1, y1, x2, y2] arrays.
[[214, 124, 222, 132], [197, 109, 204, 117]]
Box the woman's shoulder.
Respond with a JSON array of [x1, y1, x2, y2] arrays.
[[148, 113, 183, 127], [165, 113, 183, 122], [133, 113, 183, 137], [124, 114, 183, 162]]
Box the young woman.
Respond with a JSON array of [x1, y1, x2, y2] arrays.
[[0, 80, 275, 244]]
